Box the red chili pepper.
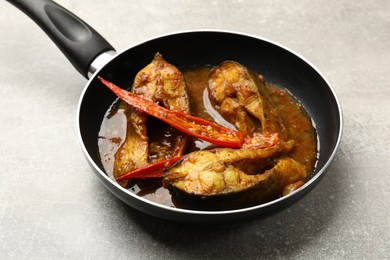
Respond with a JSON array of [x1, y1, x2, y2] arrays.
[[98, 76, 245, 148], [116, 156, 184, 180]]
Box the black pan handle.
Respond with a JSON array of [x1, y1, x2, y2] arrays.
[[6, 0, 115, 79]]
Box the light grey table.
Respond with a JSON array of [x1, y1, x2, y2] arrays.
[[1, 0, 389, 259]]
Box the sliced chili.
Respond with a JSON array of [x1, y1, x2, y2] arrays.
[[116, 156, 184, 180], [98, 76, 245, 148]]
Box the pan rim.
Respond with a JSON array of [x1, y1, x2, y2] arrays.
[[77, 29, 343, 218]]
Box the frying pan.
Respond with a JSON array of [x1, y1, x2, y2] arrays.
[[7, 0, 342, 224]]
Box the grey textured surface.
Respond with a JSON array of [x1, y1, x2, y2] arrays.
[[1, 0, 389, 259]]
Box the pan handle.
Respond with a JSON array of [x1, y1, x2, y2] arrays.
[[6, 0, 115, 79]]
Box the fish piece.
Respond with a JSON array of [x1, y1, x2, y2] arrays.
[[208, 61, 287, 139], [164, 140, 307, 210], [113, 54, 190, 183], [112, 102, 148, 184], [131, 53, 190, 116], [116, 133, 279, 181]]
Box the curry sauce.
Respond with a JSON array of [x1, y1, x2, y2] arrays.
[[98, 66, 318, 208]]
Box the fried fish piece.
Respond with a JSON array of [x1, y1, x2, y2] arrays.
[[208, 61, 287, 139], [164, 140, 307, 210], [114, 54, 190, 185]]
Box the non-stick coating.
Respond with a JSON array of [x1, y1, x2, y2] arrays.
[[78, 31, 342, 223]]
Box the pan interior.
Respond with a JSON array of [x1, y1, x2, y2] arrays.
[[78, 31, 341, 215]]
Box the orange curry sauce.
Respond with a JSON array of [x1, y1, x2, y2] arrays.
[[98, 67, 318, 207]]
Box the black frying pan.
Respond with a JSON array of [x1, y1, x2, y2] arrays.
[[8, 0, 342, 224]]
